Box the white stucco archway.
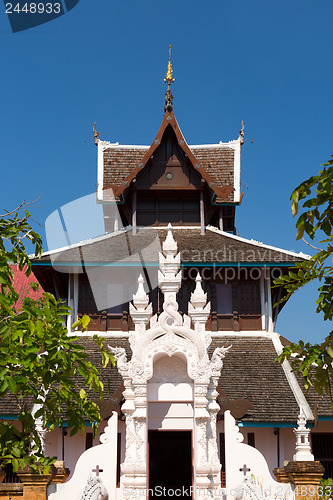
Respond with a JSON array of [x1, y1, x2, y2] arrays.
[[110, 225, 231, 499]]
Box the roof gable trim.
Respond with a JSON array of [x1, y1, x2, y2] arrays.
[[207, 226, 310, 260], [102, 110, 236, 200]]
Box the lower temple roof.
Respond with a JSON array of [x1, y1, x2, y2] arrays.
[[73, 335, 331, 424], [1, 335, 331, 423], [32, 226, 308, 267]]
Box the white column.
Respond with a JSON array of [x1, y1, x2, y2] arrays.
[[200, 191, 205, 235], [133, 383, 147, 492], [207, 379, 222, 488], [260, 269, 265, 330], [260, 268, 273, 332], [266, 270, 274, 332], [132, 191, 137, 235], [219, 206, 223, 231], [120, 380, 136, 492], [73, 273, 79, 323], [113, 203, 120, 232], [66, 273, 73, 332]]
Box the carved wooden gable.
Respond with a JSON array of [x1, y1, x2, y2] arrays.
[[136, 125, 201, 191]]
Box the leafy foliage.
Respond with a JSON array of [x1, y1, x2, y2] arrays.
[[319, 478, 333, 500], [0, 208, 114, 472], [274, 156, 333, 403]]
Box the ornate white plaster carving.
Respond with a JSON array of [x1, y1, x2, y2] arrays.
[[188, 272, 211, 334], [109, 225, 231, 497], [34, 416, 47, 454], [99, 419, 114, 445], [149, 314, 158, 328], [210, 346, 232, 377], [225, 410, 294, 500], [191, 272, 208, 308], [80, 474, 109, 500], [48, 413, 118, 500], [129, 275, 152, 331], [108, 346, 129, 377], [158, 224, 182, 300], [151, 355, 191, 383], [293, 411, 314, 461], [158, 296, 183, 332], [198, 420, 209, 466]]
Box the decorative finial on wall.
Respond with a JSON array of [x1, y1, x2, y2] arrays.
[[293, 411, 314, 461], [164, 45, 175, 113], [93, 122, 100, 145], [239, 120, 245, 144]]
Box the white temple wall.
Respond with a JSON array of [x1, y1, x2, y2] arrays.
[[48, 412, 118, 500], [52, 420, 109, 479], [244, 427, 297, 470], [281, 427, 296, 463], [246, 427, 277, 470], [44, 429, 59, 459], [216, 422, 297, 473], [41, 413, 316, 483], [64, 431, 81, 475]]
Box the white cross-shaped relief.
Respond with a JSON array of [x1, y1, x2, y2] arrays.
[[92, 465, 103, 476], [239, 464, 251, 476]]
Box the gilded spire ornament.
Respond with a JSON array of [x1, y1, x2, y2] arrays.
[[164, 45, 174, 83], [164, 45, 175, 113]]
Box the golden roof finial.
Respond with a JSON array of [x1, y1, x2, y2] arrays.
[[164, 45, 175, 113], [164, 45, 175, 83]]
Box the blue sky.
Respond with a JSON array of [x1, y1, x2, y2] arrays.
[[1, 0, 333, 343]]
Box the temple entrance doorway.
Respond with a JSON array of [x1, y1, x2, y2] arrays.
[[148, 430, 192, 499]]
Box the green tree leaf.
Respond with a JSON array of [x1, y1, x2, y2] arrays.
[[274, 155, 333, 408], [0, 207, 110, 472]]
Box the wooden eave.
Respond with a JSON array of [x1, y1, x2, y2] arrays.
[[103, 110, 235, 201]]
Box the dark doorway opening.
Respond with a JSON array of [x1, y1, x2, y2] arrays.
[[148, 430, 192, 499], [312, 433, 333, 479]]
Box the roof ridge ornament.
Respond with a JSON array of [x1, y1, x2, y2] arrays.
[[93, 122, 100, 145], [239, 120, 245, 145], [164, 45, 175, 113]]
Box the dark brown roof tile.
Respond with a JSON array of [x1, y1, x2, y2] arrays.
[[34, 228, 306, 266], [190, 147, 235, 203], [103, 145, 235, 203]]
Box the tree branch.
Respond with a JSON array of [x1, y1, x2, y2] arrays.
[[0, 195, 42, 217], [301, 237, 323, 251]]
